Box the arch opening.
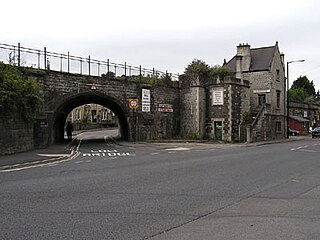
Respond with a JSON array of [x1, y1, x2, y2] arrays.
[[52, 92, 129, 143]]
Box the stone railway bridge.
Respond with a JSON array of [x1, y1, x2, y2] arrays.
[[1, 64, 254, 155], [31, 70, 180, 148]]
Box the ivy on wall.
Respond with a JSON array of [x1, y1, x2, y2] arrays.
[[0, 62, 43, 123]]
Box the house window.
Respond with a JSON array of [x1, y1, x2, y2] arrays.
[[276, 121, 282, 132], [277, 91, 281, 108], [258, 94, 266, 106], [276, 69, 280, 81]]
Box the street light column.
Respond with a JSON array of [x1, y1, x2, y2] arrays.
[[286, 59, 305, 138]]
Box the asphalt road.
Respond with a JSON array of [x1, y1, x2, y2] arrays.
[[0, 137, 320, 240]]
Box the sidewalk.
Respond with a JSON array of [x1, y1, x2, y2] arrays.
[[0, 142, 74, 168], [151, 185, 320, 240]]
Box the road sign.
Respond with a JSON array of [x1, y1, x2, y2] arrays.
[[158, 103, 173, 112], [158, 108, 173, 112], [129, 99, 139, 109], [159, 104, 173, 109], [142, 89, 151, 112], [90, 83, 97, 90]]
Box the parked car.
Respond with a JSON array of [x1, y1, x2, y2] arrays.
[[288, 128, 300, 136], [311, 127, 320, 138]]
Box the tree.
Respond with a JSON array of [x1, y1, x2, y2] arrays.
[[184, 59, 211, 77], [211, 64, 232, 79], [288, 88, 309, 102], [289, 75, 319, 103], [291, 75, 316, 96], [184, 59, 231, 79]]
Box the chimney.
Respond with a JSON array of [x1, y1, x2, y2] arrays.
[[236, 43, 251, 72], [236, 55, 243, 81]]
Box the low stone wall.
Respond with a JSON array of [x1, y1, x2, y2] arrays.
[[0, 111, 34, 156]]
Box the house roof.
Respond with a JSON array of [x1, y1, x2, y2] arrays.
[[223, 45, 276, 72]]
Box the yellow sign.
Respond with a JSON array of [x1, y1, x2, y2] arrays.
[[129, 99, 139, 109]]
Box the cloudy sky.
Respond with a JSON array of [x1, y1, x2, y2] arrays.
[[1, 0, 320, 89]]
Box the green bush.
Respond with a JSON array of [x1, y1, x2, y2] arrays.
[[0, 63, 43, 123]]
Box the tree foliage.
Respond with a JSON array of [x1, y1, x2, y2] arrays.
[[289, 75, 319, 103], [185, 59, 211, 77], [184, 59, 231, 79], [0, 62, 43, 123], [288, 88, 309, 102], [291, 75, 316, 96]]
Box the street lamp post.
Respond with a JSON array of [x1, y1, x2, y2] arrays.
[[286, 59, 305, 138]]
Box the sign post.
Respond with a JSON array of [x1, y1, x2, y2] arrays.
[[129, 99, 139, 141]]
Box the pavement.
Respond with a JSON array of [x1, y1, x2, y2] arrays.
[[150, 185, 320, 240], [0, 141, 76, 169]]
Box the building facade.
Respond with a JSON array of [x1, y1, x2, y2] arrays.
[[67, 104, 118, 131], [179, 74, 250, 142], [223, 42, 286, 141]]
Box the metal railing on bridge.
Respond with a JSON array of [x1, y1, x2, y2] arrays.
[[0, 42, 179, 81]]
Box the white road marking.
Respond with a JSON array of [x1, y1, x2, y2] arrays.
[[151, 152, 159, 155], [0, 151, 80, 173], [37, 154, 69, 157], [300, 149, 316, 153], [165, 147, 191, 151]]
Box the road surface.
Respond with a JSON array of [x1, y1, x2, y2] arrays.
[[0, 137, 319, 239]]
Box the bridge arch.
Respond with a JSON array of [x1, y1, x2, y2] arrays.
[[52, 91, 129, 143]]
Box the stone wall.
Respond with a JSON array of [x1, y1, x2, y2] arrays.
[[179, 74, 206, 139], [180, 75, 250, 142], [134, 84, 180, 141], [0, 110, 34, 155], [205, 77, 250, 142], [250, 104, 286, 142]]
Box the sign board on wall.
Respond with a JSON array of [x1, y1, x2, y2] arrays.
[[213, 88, 224, 105], [253, 89, 271, 94], [158, 103, 173, 112], [142, 89, 151, 112]]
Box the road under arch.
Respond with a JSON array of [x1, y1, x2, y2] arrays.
[[52, 92, 129, 143]]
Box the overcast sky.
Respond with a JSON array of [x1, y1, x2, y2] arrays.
[[1, 0, 320, 90]]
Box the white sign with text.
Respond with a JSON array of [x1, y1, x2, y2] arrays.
[[142, 89, 151, 112]]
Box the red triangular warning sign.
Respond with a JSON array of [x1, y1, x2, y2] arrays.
[[90, 83, 97, 90]]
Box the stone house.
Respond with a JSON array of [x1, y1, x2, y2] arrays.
[[179, 42, 287, 142], [223, 42, 286, 141]]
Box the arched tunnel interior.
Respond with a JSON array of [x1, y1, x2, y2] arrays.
[[52, 92, 129, 143]]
